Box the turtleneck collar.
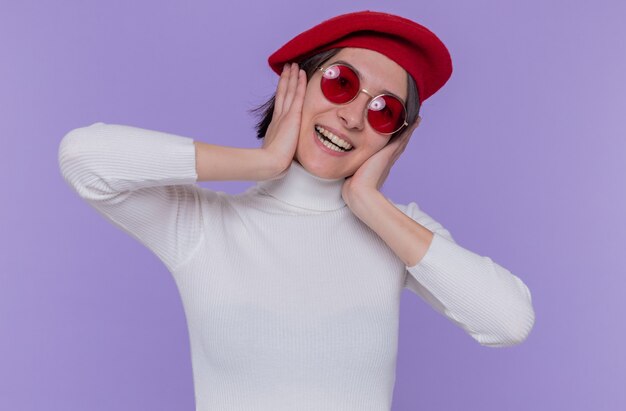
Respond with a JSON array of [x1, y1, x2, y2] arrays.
[[255, 160, 347, 211]]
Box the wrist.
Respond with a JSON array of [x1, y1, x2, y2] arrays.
[[257, 149, 290, 180], [344, 186, 383, 213]]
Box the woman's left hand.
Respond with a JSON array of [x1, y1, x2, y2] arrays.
[[342, 118, 420, 203]]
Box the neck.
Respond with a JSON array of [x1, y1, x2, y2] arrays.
[[255, 160, 347, 211]]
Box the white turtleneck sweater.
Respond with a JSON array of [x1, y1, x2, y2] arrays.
[[58, 122, 535, 411]]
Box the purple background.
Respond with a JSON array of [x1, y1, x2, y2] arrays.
[[2, 0, 625, 409]]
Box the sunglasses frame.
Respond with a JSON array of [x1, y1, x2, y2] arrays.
[[317, 64, 409, 135]]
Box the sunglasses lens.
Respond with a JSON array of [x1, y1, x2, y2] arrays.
[[320, 65, 359, 104], [367, 95, 407, 134]]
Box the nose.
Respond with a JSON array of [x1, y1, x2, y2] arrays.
[[336, 92, 369, 131]]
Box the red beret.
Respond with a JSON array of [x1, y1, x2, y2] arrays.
[[268, 10, 453, 104]]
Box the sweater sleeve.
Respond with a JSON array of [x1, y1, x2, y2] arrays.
[[58, 122, 210, 273], [397, 201, 535, 348]]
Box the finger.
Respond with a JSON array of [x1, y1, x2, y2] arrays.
[[273, 64, 290, 117], [384, 134, 408, 158], [392, 124, 415, 148], [282, 63, 299, 111], [387, 133, 406, 149], [282, 63, 299, 112], [395, 133, 412, 156], [396, 133, 411, 153], [401, 129, 413, 143], [265, 121, 275, 140], [287, 69, 307, 116]]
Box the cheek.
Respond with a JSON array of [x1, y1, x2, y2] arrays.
[[362, 136, 390, 153], [301, 82, 332, 117]]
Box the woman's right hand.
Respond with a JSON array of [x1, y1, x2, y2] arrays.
[[260, 62, 307, 178]]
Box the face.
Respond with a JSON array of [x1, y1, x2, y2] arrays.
[[295, 47, 409, 180]]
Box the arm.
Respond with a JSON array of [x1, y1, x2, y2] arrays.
[[59, 122, 213, 272], [58, 68, 305, 271], [346, 188, 535, 348], [193, 141, 278, 182]]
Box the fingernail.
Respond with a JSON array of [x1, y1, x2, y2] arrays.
[[283, 63, 288, 71]]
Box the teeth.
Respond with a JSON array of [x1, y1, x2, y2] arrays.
[[315, 126, 352, 150], [317, 133, 346, 152]]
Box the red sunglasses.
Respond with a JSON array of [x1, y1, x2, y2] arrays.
[[317, 63, 409, 135]]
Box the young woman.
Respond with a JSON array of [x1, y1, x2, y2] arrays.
[[59, 10, 535, 411]]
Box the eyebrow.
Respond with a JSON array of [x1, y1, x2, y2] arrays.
[[327, 59, 407, 105]]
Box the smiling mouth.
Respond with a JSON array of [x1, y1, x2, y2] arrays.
[[314, 125, 354, 152]]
